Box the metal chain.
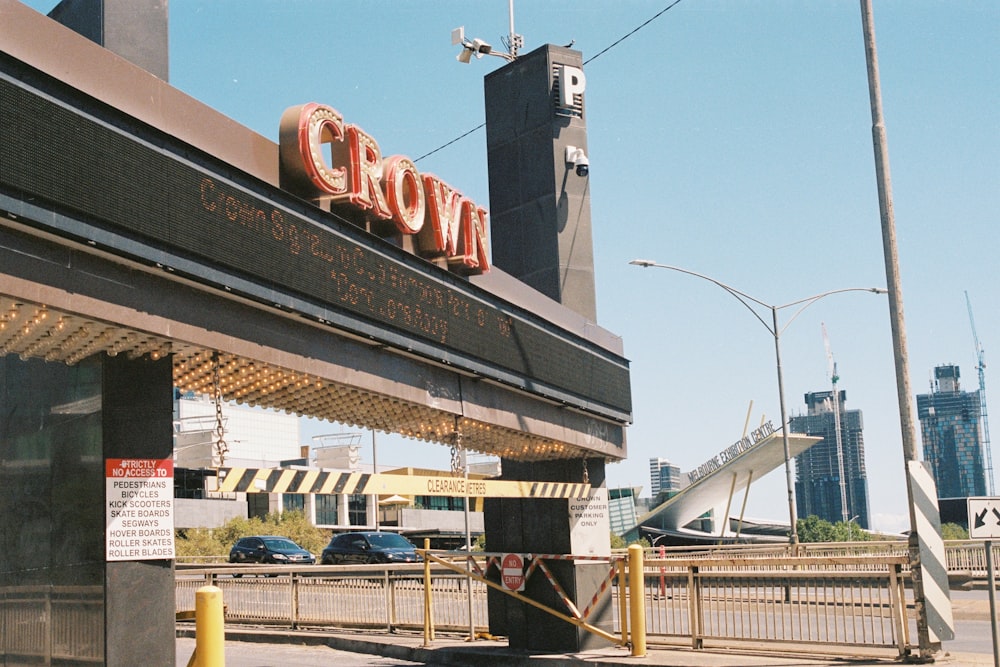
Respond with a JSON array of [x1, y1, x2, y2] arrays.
[[212, 352, 229, 467], [450, 419, 464, 476], [582, 458, 590, 485]]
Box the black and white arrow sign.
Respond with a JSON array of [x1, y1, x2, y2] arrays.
[[968, 497, 1000, 539]]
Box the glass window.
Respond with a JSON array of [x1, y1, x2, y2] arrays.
[[283, 493, 304, 513], [262, 538, 301, 551], [315, 495, 338, 525], [174, 468, 209, 499], [367, 533, 413, 549], [348, 494, 367, 526], [415, 495, 465, 511]]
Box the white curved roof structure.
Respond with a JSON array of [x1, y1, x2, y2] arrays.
[[638, 429, 822, 538]]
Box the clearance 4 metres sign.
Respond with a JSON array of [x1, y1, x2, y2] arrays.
[[105, 458, 175, 561]]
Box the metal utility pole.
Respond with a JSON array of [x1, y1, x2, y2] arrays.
[[860, 0, 949, 658]]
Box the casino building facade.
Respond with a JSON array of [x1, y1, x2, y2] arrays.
[[0, 1, 630, 662]]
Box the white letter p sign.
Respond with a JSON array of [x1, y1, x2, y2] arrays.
[[557, 65, 586, 108]]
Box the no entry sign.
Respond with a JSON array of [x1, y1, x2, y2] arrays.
[[501, 553, 526, 592]]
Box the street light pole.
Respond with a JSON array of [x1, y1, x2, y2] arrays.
[[629, 259, 886, 548], [848, 515, 860, 543], [771, 304, 797, 548], [372, 430, 379, 532]]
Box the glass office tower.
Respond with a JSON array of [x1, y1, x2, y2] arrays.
[[791, 390, 871, 529], [649, 457, 680, 498], [916, 364, 986, 499]]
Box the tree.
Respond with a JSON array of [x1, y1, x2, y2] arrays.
[[940, 522, 969, 540], [175, 510, 330, 558], [797, 515, 874, 542], [610, 532, 650, 549], [833, 518, 873, 542], [797, 515, 838, 543], [173, 527, 224, 559]]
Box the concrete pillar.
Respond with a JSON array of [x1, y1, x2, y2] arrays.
[[103, 354, 175, 667], [483, 43, 610, 653], [339, 493, 350, 526], [1, 355, 106, 663], [485, 44, 597, 321], [484, 458, 612, 651], [47, 0, 169, 81], [0, 352, 174, 665]]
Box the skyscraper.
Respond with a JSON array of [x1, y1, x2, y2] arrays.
[[791, 390, 870, 529], [608, 487, 641, 536], [649, 457, 680, 499], [916, 364, 985, 499]]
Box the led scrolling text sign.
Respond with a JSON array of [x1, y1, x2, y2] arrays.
[[279, 103, 490, 276], [196, 175, 511, 346]]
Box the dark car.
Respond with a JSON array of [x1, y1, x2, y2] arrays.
[[228, 535, 315, 565], [321, 531, 420, 565]]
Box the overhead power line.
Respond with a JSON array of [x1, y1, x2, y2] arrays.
[[414, 122, 486, 163], [414, 0, 685, 163], [584, 0, 684, 65]]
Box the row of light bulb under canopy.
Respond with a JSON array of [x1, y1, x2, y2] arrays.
[[172, 351, 587, 460], [0, 296, 594, 461], [0, 296, 177, 365]]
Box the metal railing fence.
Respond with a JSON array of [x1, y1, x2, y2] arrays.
[[636, 555, 909, 655], [0, 585, 104, 664], [943, 540, 1000, 574], [178, 551, 915, 657], [176, 563, 488, 634], [638, 539, 1000, 578]]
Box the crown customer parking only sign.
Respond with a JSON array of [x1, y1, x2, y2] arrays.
[[105, 458, 175, 561]]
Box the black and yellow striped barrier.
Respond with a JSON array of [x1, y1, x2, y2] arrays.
[[215, 467, 590, 499]]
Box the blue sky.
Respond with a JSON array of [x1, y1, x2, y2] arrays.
[[23, 1, 999, 533]]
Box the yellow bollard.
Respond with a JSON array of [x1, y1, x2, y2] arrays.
[[194, 585, 225, 667], [627, 544, 646, 657], [617, 557, 629, 645]]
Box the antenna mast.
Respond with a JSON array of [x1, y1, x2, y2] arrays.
[[453, 1, 521, 63], [823, 323, 849, 523], [966, 291, 994, 494], [506, 0, 523, 58]]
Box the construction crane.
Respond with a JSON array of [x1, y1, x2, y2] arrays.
[[966, 291, 994, 494], [822, 323, 849, 523]]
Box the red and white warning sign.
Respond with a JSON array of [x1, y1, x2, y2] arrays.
[[501, 552, 526, 592], [105, 458, 175, 561]]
